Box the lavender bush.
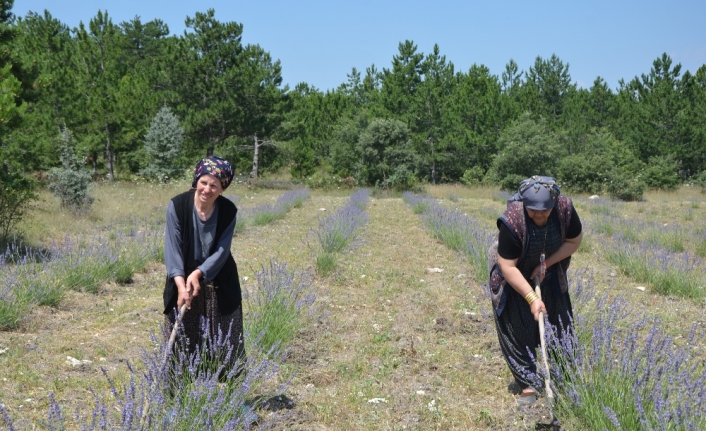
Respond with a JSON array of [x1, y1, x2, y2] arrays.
[[591, 213, 690, 254], [605, 234, 705, 298], [403, 192, 494, 282], [243, 260, 317, 355], [546, 275, 706, 430], [0, 224, 162, 330], [310, 189, 370, 275], [241, 189, 311, 229], [1, 320, 288, 430]]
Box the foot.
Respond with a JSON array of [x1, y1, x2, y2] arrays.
[[517, 388, 537, 409]]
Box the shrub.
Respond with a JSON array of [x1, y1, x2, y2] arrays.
[[692, 170, 706, 193], [0, 169, 37, 242], [487, 113, 566, 191], [141, 106, 184, 183], [643, 155, 681, 190], [460, 166, 485, 186], [48, 128, 94, 212], [356, 118, 419, 190], [557, 153, 613, 194], [606, 170, 646, 202]]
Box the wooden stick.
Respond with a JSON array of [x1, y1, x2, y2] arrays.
[[142, 303, 188, 428], [534, 276, 554, 401], [163, 303, 188, 366]]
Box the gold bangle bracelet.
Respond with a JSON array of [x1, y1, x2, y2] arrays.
[[524, 292, 539, 305]]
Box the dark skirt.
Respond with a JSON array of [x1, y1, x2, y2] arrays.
[[493, 270, 573, 391], [164, 282, 245, 379]]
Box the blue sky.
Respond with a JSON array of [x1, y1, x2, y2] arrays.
[[15, 0, 706, 92]]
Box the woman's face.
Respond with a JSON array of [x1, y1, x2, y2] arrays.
[[526, 207, 552, 227], [195, 174, 223, 206]]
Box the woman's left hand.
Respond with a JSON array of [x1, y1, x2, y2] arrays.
[[530, 265, 546, 284], [186, 269, 203, 298]]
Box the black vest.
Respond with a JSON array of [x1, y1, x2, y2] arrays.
[[163, 190, 241, 315]]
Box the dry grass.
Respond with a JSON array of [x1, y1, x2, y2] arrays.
[[1, 182, 705, 430]]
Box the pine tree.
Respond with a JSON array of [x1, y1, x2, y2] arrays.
[[141, 106, 184, 182], [48, 128, 93, 212]]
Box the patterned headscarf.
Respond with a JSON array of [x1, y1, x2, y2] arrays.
[[191, 156, 235, 190], [515, 175, 561, 210]]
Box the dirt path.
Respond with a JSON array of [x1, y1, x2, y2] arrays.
[[250, 196, 555, 430]]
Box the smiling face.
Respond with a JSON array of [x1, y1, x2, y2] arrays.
[[526, 207, 553, 227], [194, 174, 223, 207]]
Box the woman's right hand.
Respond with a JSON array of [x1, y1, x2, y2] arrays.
[[174, 276, 192, 310], [530, 298, 547, 322]]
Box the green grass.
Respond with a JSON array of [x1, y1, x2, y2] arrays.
[[315, 252, 337, 276]]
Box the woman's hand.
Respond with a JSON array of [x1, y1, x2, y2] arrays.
[[530, 298, 547, 321], [174, 276, 191, 310], [185, 269, 203, 303], [530, 265, 545, 284], [174, 269, 203, 310]]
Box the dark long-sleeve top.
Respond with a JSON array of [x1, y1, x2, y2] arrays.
[[164, 200, 236, 281]]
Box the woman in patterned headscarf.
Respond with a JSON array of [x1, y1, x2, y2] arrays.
[[162, 156, 244, 376], [488, 175, 583, 406]]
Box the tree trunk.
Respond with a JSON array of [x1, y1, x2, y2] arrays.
[[105, 122, 114, 181], [250, 134, 260, 178], [430, 137, 437, 184]]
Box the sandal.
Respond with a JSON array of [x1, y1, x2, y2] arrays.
[[516, 392, 537, 411]]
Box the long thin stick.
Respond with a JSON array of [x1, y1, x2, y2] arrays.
[[141, 303, 188, 428], [163, 303, 188, 366], [534, 277, 554, 401]]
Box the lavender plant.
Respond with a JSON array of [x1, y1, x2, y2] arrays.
[[310, 190, 370, 275], [402, 191, 434, 214], [0, 245, 63, 328], [404, 192, 494, 282], [243, 260, 317, 355], [546, 280, 706, 430], [0, 224, 162, 330], [2, 320, 288, 430], [605, 234, 705, 299], [349, 188, 372, 210], [696, 230, 706, 258], [242, 189, 311, 228]]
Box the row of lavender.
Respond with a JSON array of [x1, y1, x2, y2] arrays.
[[0, 222, 163, 330], [402, 192, 493, 282], [309, 189, 371, 276], [1, 260, 320, 430], [228, 189, 311, 233], [0, 189, 312, 331], [579, 198, 706, 299], [404, 191, 706, 430]]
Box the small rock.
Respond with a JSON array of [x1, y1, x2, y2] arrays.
[[319, 208, 326, 211], [65, 356, 92, 367], [635, 286, 646, 291], [589, 195, 600, 200], [610, 272, 616, 277], [416, 390, 426, 395]]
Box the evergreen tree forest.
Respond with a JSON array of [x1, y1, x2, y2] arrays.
[[2, 2, 706, 204]]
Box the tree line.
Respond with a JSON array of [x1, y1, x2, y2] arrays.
[[1, 1, 706, 209]]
